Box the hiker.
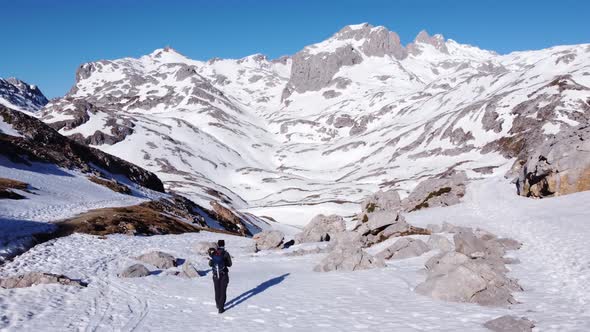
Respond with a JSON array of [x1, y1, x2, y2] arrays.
[[208, 239, 232, 313]]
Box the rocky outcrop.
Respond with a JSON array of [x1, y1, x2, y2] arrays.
[[119, 264, 151, 278], [376, 238, 430, 260], [295, 214, 346, 243], [483, 315, 535, 332], [0, 272, 86, 288], [313, 246, 385, 272], [0, 177, 30, 200], [284, 24, 406, 98], [515, 125, 590, 198], [253, 230, 285, 251], [402, 171, 467, 212], [135, 251, 177, 269]]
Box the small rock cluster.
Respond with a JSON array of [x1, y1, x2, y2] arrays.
[[119, 250, 204, 279], [0, 272, 87, 289]]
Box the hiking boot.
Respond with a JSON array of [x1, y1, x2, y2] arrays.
[[218, 308, 225, 314]]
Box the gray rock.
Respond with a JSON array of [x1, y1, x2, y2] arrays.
[[135, 251, 177, 269], [427, 234, 454, 252], [361, 190, 402, 214], [0, 272, 86, 288], [253, 230, 285, 251], [376, 238, 430, 260], [483, 315, 535, 332], [313, 246, 385, 272], [181, 260, 201, 278], [296, 214, 346, 243], [402, 171, 467, 212], [119, 264, 151, 278], [194, 241, 218, 255]]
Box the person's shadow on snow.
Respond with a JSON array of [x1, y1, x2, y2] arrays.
[[225, 273, 290, 311]]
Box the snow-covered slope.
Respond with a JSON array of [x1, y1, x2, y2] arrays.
[[40, 24, 590, 225], [1, 178, 589, 331]]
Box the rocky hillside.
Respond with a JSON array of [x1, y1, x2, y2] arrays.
[[1, 98, 264, 254], [38, 23, 590, 222]]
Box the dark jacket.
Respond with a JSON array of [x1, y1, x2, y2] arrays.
[[209, 248, 232, 273]]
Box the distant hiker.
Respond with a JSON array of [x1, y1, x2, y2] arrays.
[[208, 239, 232, 313]]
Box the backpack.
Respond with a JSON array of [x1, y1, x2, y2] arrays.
[[211, 249, 226, 276]]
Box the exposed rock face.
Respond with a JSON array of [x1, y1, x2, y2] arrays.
[[515, 125, 590, 198], [427, 234, 454, 252], [253, 230, 285, 251], [135, 251, 177, 269], [483, 315, 535, 332], [119, 264, 151, 278], [285, 24, 406, 97], [313, 246, 385, 272], [376, 238, 430, 260], [0, 177, 29, 200], [407, 30, 449, 55], [296, 214, 346, 243], [0, 272, 86, 288], [0, 77, 48, 112], [0, 105, 164, 192], [402, 171, 467, 212]]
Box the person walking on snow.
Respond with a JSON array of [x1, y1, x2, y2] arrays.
[[208, 239, 232, 313]]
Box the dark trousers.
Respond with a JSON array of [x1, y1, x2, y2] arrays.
[[213, 273, 229, 310]]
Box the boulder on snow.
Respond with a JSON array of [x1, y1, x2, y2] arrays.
[[295, 214, 346, 243], [376, 238, 430, 260], [427, 234, 454, 252], [180, 260, 202, 278], [354, 211, 430, 246], [361, 189, 401, 214], [402, 171, 467, 212], [253, 230, 285, 251], [135, 251, 177, 269], [119, 264, 151, 278], [417, 248, 522, 306], [313, 246, 385, 272], [483, 315, 535, 332], [0, 272, 87, 288], [194, 241, 218, 255]]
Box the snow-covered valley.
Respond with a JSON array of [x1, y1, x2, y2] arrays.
[[1, 178, 589, 331]]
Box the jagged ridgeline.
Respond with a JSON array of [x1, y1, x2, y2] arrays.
[[34, 23, 590, 217]]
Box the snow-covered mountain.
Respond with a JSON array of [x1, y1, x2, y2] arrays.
[[40, 23, 590, 224], [0, 77, 48, 113]]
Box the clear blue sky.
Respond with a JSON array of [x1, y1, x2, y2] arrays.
[[1, 0, 588, 98]]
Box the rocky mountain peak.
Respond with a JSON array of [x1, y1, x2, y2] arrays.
[[0, 77, 48, 113], [408, 30, 449, 55]]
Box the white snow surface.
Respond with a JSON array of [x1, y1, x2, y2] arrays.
[[1, 177, 589, 331], [0, 156, 156, 262]]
